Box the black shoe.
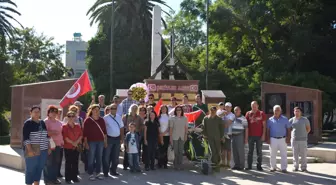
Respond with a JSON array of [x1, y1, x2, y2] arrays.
[[110, 172, 120, 176], [57, 174, 63, 178], [65, 180, 72, 184], [163, 165, 168, 169], [257, 166, 263, 171], [123, 167, 128, 170], [73, 178, 80, 183], [150, 167, 156, 170], [145, 167, 150, 171], [244, 167, 252, 170], [231, 167, 240, 170], [53, 179, 62, 184], [104, 173, 109, 177]]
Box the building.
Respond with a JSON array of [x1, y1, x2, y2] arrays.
[[65, 33, 88, 78]]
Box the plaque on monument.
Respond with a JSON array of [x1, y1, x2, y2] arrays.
[[265, 93, 286, 114], [290, 101, 314, 134]]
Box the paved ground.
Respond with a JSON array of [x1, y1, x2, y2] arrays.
[[2, 163, 336, 185]]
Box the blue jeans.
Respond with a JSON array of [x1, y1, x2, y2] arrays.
[[25, 150, 48, 184], [103, 136, 120, 175], [128, 153, 140, 171], [44, 146, 61, 182], [88, 141, 104, 175]]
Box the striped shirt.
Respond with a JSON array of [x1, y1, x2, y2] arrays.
[[22, 118, 49, 151]]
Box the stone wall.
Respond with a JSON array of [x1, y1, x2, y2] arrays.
[[10, 79, 76, 147]]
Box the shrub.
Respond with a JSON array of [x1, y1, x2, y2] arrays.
[[0, 113, 10, 136]]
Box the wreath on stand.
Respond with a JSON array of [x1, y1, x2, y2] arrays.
[[129, 83, 149, 102]]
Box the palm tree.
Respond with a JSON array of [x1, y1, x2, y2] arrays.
[[0, 0, 22, 48], [87, 0, 172, 35]]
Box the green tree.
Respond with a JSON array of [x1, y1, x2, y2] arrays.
[[7, 28, 68, 84], [0, 0, 22, 49]]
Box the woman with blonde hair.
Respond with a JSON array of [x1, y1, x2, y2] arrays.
[[62, 111, 83, 183], [83, 104, 107, 181]]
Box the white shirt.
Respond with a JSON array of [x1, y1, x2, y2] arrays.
[[159, 114, 170, 136], [224, 112, 235, 135], [104, 114, 124, 137], [128, 133, 138, 154]]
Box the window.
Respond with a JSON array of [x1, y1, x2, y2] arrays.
[[76, 50, 86, 61]]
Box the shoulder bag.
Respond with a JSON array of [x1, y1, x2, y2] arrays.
[[25, 121, 43, 157], [90, 117, 105, 138]]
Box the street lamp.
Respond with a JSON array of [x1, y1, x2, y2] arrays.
[[205, 0, 209, 90], [110, 0, 115, 100]]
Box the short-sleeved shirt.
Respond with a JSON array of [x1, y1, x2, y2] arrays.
[[232, 115, 248, 134], [223, 112, 235, 135], [267, 115, 291, 138], [145, 120, 160, 141], [62, 124, 82, 149], [83, 117, 107, 142], [289, 117, 310, 141], [22, 119, 49, 151], [128, 133, 138, 153], [104, 114, 124, 137], [169, 116, 188, 141], [44, 118, 64, 146], [245, 110, 266, 137]]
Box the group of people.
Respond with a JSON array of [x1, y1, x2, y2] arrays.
[[22, 90, 311, 185]]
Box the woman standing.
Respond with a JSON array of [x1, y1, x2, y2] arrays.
[[23, 106, 51, 185], [62, 111, 83, 183], [169, 105, 188, 170], [44, 105, 63, 185], [122, 104, 143, 170], [138, 105, 147, 163], [144, 110, 161, 171], [83, 104, 107, 181], [158, 105, 170, 169]]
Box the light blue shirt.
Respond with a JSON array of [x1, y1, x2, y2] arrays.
[[104, 114, 124, 137], [267, 115, 291, 137], [116, 104, 123, 117]]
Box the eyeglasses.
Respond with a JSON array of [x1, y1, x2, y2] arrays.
[[111, 107, 117, 110], [67, 115, 75, 118], [176, 109, 182, 111], [128, 94, 132, 96], [51, 108, 58, 113], [140, 109, 146, 112]]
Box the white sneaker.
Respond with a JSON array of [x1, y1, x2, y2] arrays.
[[89, 175, 96, 181], [96, 174, 104, 180]]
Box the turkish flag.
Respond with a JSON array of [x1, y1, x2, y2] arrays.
[[59, 70, 92, 108], [154, 99, 163, 115], [185, 110, 203, 123]]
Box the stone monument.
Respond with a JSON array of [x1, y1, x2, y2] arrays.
[[151, 5, 162, 79]]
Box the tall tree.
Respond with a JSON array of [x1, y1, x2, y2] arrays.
[[0, 0, 22, 49]]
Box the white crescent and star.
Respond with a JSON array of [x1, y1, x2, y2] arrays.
[[66, 83, 81, 99]]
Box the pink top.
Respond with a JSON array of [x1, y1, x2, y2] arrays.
[[44, 118, 64, 146]]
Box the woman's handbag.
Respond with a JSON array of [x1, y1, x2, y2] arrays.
[[168, 145, 174, 161]]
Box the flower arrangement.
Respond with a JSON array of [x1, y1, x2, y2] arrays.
[[129, 83, 149, 101]]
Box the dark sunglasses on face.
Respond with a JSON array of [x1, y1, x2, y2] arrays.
[[51, 108, 58, 113], [67, 115, 75, 118]]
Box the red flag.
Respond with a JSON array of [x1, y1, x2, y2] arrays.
[[154, 99, 163, 115], [59, 70, 92, 108], [185, 110, 203, 123]]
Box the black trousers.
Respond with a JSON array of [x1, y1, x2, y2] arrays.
[[158, 136, 170, 167], [64, 149, 79, 181], [247, 136, 262, 168], [57, 147, 63, 175], [146, 141, 157, 168]]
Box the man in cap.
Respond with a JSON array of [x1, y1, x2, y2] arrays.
[[74, 101, 86, 120], [203, 106, 224, 168]]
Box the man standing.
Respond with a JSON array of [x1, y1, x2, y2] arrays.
[[267, 105, 291, 173], [98, 95, 106, 117], [147, 93, 156, 107], [121, 90, 138, 115], [245, 101, 266, 171], [103, 103, 124, 177], [74, 101, 86, 121], [202, 106, 224, 168], [182, 94, 193, 113], [222, 102, 235, 167], [192, 94, 209, 126], [289, 107, 311, 172], [231, 106, 248, 170], [112, 95, 123, 116]]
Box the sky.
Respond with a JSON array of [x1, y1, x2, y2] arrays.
[[11, 0, 182, 45]]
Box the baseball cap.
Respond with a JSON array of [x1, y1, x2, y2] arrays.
[[74, 101, 83, 106], [225, 102, 232, 107], [218, 102, 224, 106]]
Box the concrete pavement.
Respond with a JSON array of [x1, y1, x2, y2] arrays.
[[2, 163, 335, 185]]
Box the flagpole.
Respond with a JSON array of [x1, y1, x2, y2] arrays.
[[110, 0, 115, 100]]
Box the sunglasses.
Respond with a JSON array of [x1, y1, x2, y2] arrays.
[[51, 108, 58, 113], [67, 115, 75, 118], [128, 94, 132, 96], [140, 109, 146, 111]]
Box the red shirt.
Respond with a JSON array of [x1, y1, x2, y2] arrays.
[[245, 110, 266, 137], [83, 117, 107, 142], [62, 124, 82, 149]]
